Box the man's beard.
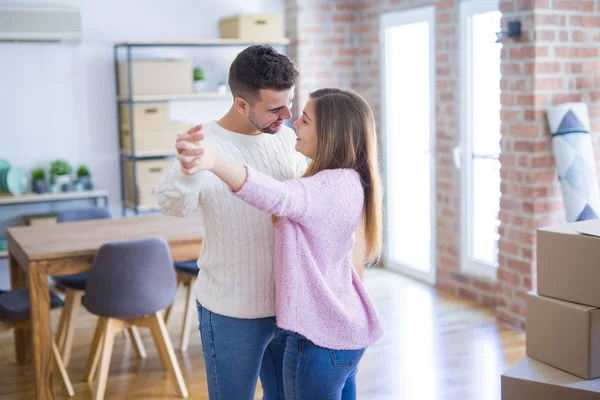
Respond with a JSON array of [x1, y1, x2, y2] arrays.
[[249, 110, 282, 134]]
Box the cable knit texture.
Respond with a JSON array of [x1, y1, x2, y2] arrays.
[[156, 121, 307, 319], [234, 166, 384, 350]]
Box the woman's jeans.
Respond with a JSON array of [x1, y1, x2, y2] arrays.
[[197, 301, 366, 400]]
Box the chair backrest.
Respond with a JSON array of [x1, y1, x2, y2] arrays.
[[82, 237, 177, 319], [56, 207, 112, 223]]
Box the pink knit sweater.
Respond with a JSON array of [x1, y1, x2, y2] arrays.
[[234, 165, 383, 350]]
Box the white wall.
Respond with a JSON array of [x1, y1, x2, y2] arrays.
[[0, 0, 284, 288]]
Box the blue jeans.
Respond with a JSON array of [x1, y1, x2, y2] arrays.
[[197, 301, 286, 400], [283, 332, 366, 400]]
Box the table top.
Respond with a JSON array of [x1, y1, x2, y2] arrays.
[[6, 214, 204, 262]]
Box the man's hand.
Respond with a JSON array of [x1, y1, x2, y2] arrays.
[[175, 125, 217, 175]]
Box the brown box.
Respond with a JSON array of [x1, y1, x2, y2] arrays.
[[219, 14, 284, 41], [125, 159, 173, 207], [502, 357, 600, 400], [526, 292, 600, 379], [120, 124, 190, 155], [118, 60, 193, 97], [537, 219, 600, 308], [22, 213, 57, 226]]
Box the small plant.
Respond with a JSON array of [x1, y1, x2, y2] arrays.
[[77, 165, 90, 177], [32, 168, 45, 180], [50, 159, 72, 176], [193, 67, 205, 81]]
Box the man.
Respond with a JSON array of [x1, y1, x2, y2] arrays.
[[156, 45, 305, 400]]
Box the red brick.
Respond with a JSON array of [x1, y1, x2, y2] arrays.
[[507, 257, 533, 273], [555, 0, 595, 12], [336, 3, 357, 11], [510, 125, 538, 137], [534, 15, 566, 26], [337, 47, 358, 56], [572, 31, 588, 42], [324, 37, 345, 45], [534, 30, 556, 41], [437, 0, 454, 9], [555, 46, 598, 58], [535, 78, 565, 90], [576, 77, 594, 89], [332, 59, 355, 68], [332, 14, 355, 23]]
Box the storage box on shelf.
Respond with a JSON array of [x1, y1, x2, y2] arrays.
[[124, 158, 173, 209], [119, 102, 191, 156], [219, 14, 284, 41], [114, 40, 289, 216], [117, 60, 193, 97]]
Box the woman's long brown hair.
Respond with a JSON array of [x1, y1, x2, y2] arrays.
[[301, 88, 383, 265]]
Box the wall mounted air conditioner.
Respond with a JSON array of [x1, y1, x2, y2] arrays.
[[0, 5, 81, 42]]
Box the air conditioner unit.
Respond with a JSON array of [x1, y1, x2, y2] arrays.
[[0, 6, 81, 43]]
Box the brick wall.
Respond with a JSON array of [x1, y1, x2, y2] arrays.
[[287, 0, 600, 329], [285, 0, 360, 116], [497, 0, 600, 328]]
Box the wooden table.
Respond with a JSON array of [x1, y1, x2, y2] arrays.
[[6, 214, 204, 400]]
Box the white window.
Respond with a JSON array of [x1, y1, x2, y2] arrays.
[[380, 6, 437, 285], [459, 0, 502, 280]]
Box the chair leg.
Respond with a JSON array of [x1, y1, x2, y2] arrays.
[[149, 311, 189, 398], [180, 280, 195, 351], [94, 318, 122, 400], [128, 326, 147, 359], [61, 290, 84, 367], [52, 340, 74, 397], [163, 276, 183, 324], [56, 289, 76, 349], [85, 317, 107, 383]]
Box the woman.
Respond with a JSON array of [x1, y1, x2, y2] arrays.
[[177, 88, 384, 399]]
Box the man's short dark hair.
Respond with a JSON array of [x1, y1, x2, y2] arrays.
[[228, 45, 298, 103]]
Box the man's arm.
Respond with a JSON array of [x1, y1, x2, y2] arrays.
[[155, 125, 205, 217]]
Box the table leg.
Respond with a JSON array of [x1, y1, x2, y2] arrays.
[[28, 261, 54, 400], [9, 253, 32, 365]]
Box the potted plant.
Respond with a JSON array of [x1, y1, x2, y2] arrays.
[[75, 165, 93, 191], [193, 67, 206, 93], [50, 159, 72, 192], [31, 168, 47, 194]]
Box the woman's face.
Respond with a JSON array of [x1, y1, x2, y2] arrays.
[[292, 98, 318, 159]]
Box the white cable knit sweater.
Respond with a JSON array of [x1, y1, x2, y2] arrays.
[[155, 121, 307, 318]]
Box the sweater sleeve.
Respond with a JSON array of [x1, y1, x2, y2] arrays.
[[233, 166, 362, 226], [233, 165, 310, 222], [155, 160, 205, 217]]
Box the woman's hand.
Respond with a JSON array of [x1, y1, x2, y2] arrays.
[[175, 124, 217, 175]]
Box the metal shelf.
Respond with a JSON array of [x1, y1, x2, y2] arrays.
[[114, 39, 289, 216], [0, 190, 109, 206], [120, 151, 176, 159], [117, 92, 231, 103], [115, 39, 290, 47]]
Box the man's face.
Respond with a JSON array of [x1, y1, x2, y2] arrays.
[[247, 88, 294, 134]]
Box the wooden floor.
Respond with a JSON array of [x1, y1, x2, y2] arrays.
[[0, 268, 526, 399]]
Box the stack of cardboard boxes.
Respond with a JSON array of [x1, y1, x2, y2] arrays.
[[501, 219, 600, 399]]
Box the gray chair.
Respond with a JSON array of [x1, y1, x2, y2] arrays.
[[0, 289, 74, 397], [82, 237, 188, 399], [163, 260, 199, 351], [53, 207, 146, 368]]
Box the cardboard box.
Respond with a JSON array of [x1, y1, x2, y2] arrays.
[[537, 219, 600, 308], [502, 357, 600, 400], [526, 292, 600, 379], [219, 14, 284, 41], [22, 213, 57, 226], [118, 60, 193, 97], [125, 159, 173, 207]]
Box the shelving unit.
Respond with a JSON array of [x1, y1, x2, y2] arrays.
[[114, 39, 289, 216]]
